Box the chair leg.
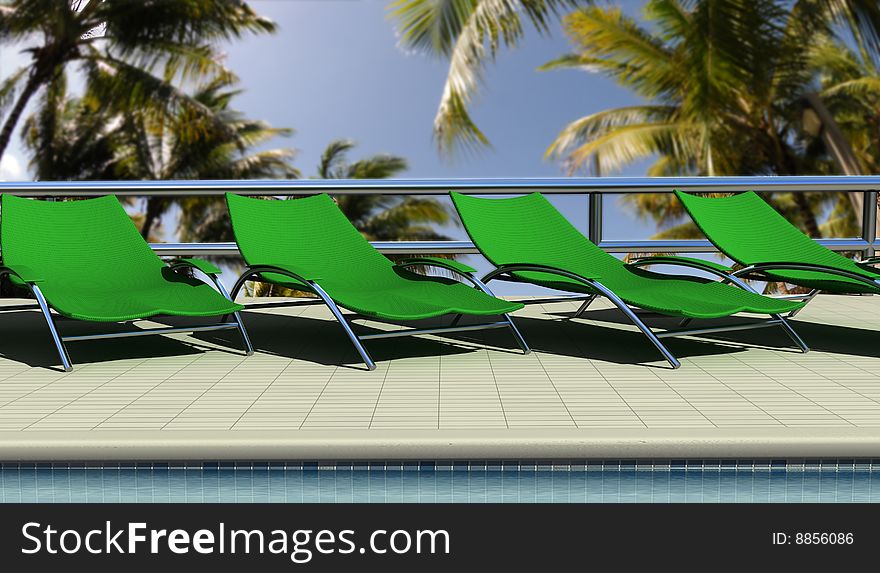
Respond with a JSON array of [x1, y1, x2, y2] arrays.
[[31, 285, 73, 372], [713, 273, 810, 352], [231, 310, 254, 356], [571, 295, 597, 319], [775, 314, 810, 353], [504, 315, 531, 355], [469, 275, 530, 355], [211, 277, 254, 356], [586, 281, 681, 369], [309, 282, 377, 371]]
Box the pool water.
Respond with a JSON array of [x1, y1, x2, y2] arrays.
[[3, 461, 879, 503]]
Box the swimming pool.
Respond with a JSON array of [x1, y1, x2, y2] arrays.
[[2, 460, 878, 503]]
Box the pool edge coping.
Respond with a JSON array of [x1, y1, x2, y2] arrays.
[[2, 427, 880, 460]]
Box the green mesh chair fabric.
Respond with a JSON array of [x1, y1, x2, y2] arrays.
[[0, 195, 242, 322], [225, 193, 522, 321], [676, 191, 880, 293], [451, 192, 802, 319]]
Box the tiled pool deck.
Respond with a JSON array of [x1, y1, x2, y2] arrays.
[[1, 295, 880, 460]]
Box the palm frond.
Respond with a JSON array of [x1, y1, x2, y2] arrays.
[[345, 155, 408, 179], [822, 76, 880, 98], [389, 0, 589, 154], [98, 0, 277, 51], [318, 139, 356, 178], [0, 65, 27, 120], [545, 105, 677, 160], [560, 6, 681, 100]]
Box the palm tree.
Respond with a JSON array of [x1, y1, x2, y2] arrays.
[[810, 35, 880, 174], [22, 71, 121, 182], [21, 74, 299, 240], [182, 138, 451, 246], [389, 0, 880, 156], [317, 139, 452, 241], [115, 75, 300, 239], [249, 139, 454, 297], [542, 0, 874, 242], [0, 0, 275, 160], [387, 0, 590, 155]]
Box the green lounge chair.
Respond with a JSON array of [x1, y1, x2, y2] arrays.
[[225, 193, 528, 370], [0, 194, 252, 372], [450, 191, 808, 369], [671, 190, 880, 312]]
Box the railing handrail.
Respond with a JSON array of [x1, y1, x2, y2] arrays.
[[1, 175, 879, 195], [1, 176, 878, 258]]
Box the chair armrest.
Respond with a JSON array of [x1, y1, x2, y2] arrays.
[[396, 257, 477, 275], [628, 255, 733, 274], [493, 263, 601, 281], [170, 258, 223, 276], [739, 261, 880, 284], [0, 264, 43, 283], [246, 263, 322, 282]]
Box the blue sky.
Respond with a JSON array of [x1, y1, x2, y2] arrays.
[[216, 0, 653, 241], [225, 1, 648, 180]]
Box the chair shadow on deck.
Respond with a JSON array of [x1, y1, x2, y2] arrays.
[[3, 301, 879, 372], [230, 306, 762, 370], [192, 309, 498, 370], [452, 313, 755, 368], [545, 306, 880, 361], [0, 309, 209, 371]]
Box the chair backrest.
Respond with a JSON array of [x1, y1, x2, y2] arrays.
[[226, 193, 392, 283], [451, 191, 624, 273], [1, 194, 165, 288], [675, 190, 849, 267]]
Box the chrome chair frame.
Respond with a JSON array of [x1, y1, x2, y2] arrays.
[[0, 261, 253, 372], [227, 259, 529, 371], [482, 262, 811, 370]]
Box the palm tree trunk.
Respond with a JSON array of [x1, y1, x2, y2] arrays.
[[140, 197, 165, 240], [768, 129, 822, 238], [0, 69, 47, 161], [792, 192, 822, 238]]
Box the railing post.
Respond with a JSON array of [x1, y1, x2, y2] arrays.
[[588, 192, 603, 245], [862, 190, 878, 258]]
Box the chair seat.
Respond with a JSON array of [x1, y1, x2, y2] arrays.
[[510, 270, 801, 319], [264, 268, 521, 321], [39, 275, 242, 322]]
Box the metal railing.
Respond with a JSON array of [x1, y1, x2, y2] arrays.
[[1, 175, 879, 257]]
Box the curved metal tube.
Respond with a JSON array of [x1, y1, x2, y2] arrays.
[[481, 264, 602, 287], [227, 265, 316, 303], [481, 264, 680, 369], [627, 258, 757, 292], [227, 265, 376, 370], [212, 279, 254, 357], [624, 259, 809, 353], [30, 285, 72, 372], [167, 262, 254, 356], [732, 263, 880, 289], [1, 269, 73, 371], [397, 260, 530, 355], [467, 274, 530, 355], [306, 280, 376, 371]]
